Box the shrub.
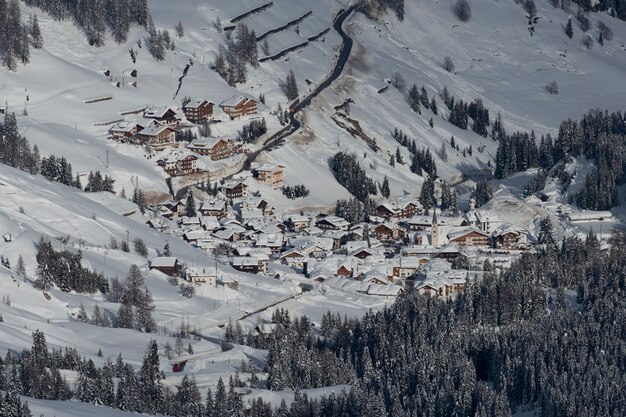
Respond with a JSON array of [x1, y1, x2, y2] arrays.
[[442, 56, 455, 73], [545, 80, 559, 95], [179, 283, 195, 299], [598, 21, 613, 41], [453, 0, 472, 22], [133, 238, 148, 257]]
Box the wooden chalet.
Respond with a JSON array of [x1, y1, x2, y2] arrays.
[[447, 227, 490, 247], [199, 199, 228, 219], [150, 257, 180, 276], [220, 96, 258, 119], [138, 125, 177, 151], [187, 137, 239, 160], [183, 98, 214, 124], [376, 199, 423, 220], [255, 164, 285, 187], [221, 182, 248, 199], [108, 121, 144, 140], [157, 153, 198, 176], [143, 106, 181, 126], [373, 223, 407, 241], [492, 225, 528, 250]]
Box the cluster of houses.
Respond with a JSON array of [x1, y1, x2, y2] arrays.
[[107, 95, 260, 176], [146, 192, 532, 299]]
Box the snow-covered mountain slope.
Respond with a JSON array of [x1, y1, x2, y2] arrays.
[[0, 0, 625, 411], [3, 0, 623, 205]]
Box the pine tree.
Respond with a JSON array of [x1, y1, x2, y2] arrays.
[[175, 20, 184, 37], [163, 242, 171, 257], [185, 192, 196, 217], [16, 255, 25, 277], [471, 180, 494, 208], [29, 13, 43, 49], [565, 18, 574, 38], [380, 176, 391, 198], [285, 69, 299, 101], [139, 340, 164, 414], [407, 84, 421, 113], [419, 176, 436, 212]]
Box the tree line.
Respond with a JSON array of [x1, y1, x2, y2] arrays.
[[214, 23, 258, 86], [0, 0, 41, 70], [23, 0, 151, 47], [242, 229, 625, 417], [495, 109, 626, 211]]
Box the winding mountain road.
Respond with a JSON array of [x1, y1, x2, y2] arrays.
[[240, 6, 356, 172]]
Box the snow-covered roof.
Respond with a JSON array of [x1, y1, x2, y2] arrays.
[[183, 98, 214, 109], [188, 136, 232, 150], [151, 257, 178, 268], [447, 227, 489, 240], [139, 124, 173, 137], [200, 199, 226, 211], [256, 163, 284, 173], [566, 211, 613, 222], [220, 95, 256, 107], [144, 105, 179, 119], [109, 120, 142, 133]]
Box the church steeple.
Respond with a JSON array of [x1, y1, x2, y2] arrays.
[[431, 208, 439, 247]]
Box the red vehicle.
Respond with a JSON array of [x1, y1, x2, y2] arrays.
[[172, 360, 187, 372]]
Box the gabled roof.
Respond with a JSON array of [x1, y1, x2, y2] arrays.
[[317, 216, 349, 227], [200, 199, 226, 211], [183, 98, 213, 109], [447, 227, 489, 240], [188, 137, 232, 150], [109, 121, 143, 133], [220, 95, 256, 108], [139, 124, 174, 137], [222, 181, 246, 191], [144, 106, 179, 119], [151, 257, 178, 268]]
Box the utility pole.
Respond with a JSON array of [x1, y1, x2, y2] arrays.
[[106, 150, 109, 168]]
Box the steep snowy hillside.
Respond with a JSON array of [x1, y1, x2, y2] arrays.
[[264, 0, 626, 207], [1, 0, 626, 414]]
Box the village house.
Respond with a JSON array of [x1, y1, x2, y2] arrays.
[[242, 197, 273, 217], [447, 227, 490, 247], [187, 137, 240, 160], [184, 267, 217, 286], [183, 229, 208, 246], [350, 247, 376, 260], [255, 164, 285, 187], [220, 96, 258, 119], [199, 199, 228, 219], [161, 200, 186, 219], [138, 125, 177, 151], [286, 215, 310, 232], [182, 98, 214, 124], [414, 259, 480, 298], [149, 257, 180, 276], [280, 249, 308, 271], [254, 233, 285, 254], [492, 224, 529, 250], [157, 153, 198, 176], [376, 198, 423, 220], [316, 216, 350, 231], [231, 256, 266, 274], [464, 210, 502, 234], [392, 257, 423, 279], [143, 106, 181, 126], [372, 223, 407, 242], [221, 182, 248, 199], [108, 121, 144, 140]]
